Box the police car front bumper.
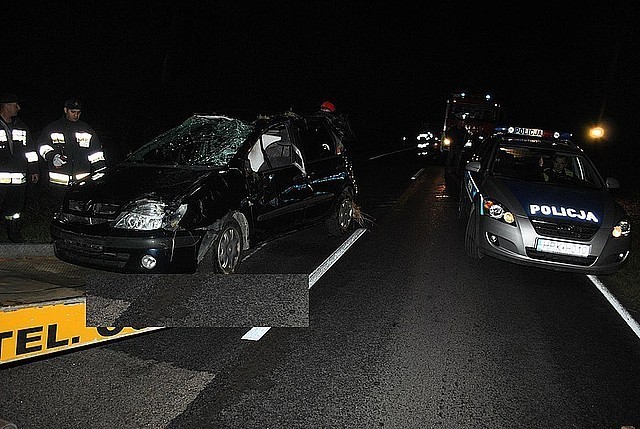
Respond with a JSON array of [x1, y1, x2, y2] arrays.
[[476, 214, 630, 275]]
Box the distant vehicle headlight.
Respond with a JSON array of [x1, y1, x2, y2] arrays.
[[114, 200, 187, 231], [612, 218, 631, 238], [443, 137, 451, 147], [482, 197, 516, 225]]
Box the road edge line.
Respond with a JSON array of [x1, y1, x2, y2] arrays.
[[587, 274, 640, 340]]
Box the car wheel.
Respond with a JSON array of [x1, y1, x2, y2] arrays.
[[201, 218, 243, 274], [325, 191, 354, 236], [464, 207, 483, 260]]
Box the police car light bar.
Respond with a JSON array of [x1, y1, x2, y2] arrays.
[[494, 126, 572, 140]]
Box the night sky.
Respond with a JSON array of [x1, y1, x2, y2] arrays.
[[4, 1, 639, 182]]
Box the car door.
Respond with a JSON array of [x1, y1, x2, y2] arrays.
[[298, 118, 350, 223], [245, 122, 313, 236]]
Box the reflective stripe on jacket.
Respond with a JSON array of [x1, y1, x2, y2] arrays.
[[37, 117, 105, 185]]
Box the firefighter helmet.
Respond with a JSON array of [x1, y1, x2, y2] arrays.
[[320, 101, 336, 112]]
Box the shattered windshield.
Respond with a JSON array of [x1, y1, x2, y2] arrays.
[[125, 115, 254, 167]]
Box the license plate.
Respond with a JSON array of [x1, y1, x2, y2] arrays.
[[536, 239, 590, 257]]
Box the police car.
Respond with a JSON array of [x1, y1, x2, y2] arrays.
[[458, 126, 631, 274]]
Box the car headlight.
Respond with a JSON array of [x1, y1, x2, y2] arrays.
[[114, 200, 187, 231], [443, 137, 451, 148], [481, 197, 516, 225], [612, 218, 631, 238]]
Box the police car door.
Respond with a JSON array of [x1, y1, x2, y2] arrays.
[[246, 122, 312, 235]]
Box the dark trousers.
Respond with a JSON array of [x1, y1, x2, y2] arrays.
[[41, 183, 69, 224], [0, 184, 26, 218]]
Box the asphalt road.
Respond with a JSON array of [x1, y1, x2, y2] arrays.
[[1, 150, 639, 428]]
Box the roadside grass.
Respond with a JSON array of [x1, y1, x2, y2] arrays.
[[2, 183, 639, 318]]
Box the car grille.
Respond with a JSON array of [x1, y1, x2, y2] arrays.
[[59, 212, 110, 225], [530, 217, 599, 240], [63, 200, 121, 225], [55, 240, 129, 269], [525, 248, 597, 266], [53, 229, 130, 269]]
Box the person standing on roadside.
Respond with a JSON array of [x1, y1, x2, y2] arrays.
[[444, 116, 469, 179], [38, 98, 106, 212], [0, 93, 40, 242]]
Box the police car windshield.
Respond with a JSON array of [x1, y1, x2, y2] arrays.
[[125, 116, 254, 167], [491, 145, 603, 189]]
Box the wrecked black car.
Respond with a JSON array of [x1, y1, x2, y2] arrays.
[[50, 111, 358, 274]]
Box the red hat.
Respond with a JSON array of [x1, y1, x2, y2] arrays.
[[320, 101, 336, 112]]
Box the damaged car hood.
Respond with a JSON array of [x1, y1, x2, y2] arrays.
[[68, 165, 221, 204]]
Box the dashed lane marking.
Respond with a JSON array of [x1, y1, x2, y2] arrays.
[[241, 228, 368, 341]]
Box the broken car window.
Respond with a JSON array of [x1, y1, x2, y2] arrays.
[[125, 115, 254, 167]]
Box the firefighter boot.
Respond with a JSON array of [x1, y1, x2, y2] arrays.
[[7, 219, 24, 243]]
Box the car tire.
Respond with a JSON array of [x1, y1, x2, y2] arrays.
[[464, 207, 483, 260], [325, 190, 354, 236], [201, 218, 243, 274]]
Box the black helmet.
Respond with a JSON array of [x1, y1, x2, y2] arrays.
[[0, 93, 19, 104], [64, 98, 82, 110]]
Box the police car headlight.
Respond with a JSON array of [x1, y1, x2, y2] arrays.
[[114, 200, 187, 231], [482, 197, 516, 225], [612, 218, 631, 238]]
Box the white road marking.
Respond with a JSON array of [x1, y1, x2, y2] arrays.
[[241, 326, 272, 341], [240, 241, 270, 262], [308, 228, 367, 288], [588, 274, 640, 340], [241, 228, 368, 341], [368, 147, 415, 161], [411, 168, 425, 180]]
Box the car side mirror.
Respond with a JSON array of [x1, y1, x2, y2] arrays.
[[465, 161, 481, 173], [605, 177, 620, 189]]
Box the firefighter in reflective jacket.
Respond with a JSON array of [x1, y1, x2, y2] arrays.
[[38, 98, 106, 188], [0, 93, 40, 242]]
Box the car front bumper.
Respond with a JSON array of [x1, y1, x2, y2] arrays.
[[51, 223, 202, 273], [476, 215, 631, 275]]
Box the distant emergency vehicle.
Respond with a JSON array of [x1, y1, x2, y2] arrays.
[[441, 93, 501, 153]]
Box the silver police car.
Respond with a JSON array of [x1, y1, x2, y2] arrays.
[[458, 126, 631, 274]]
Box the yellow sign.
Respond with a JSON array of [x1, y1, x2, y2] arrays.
[[0, 298, 162, 365]]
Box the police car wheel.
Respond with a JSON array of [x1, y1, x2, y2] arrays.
[[464, 209, 483, 260], [201, 219, 243, 274]]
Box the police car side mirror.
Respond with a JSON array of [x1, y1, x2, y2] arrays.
[[605, 177, 620, 189], [465, 161, 481, 173]]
